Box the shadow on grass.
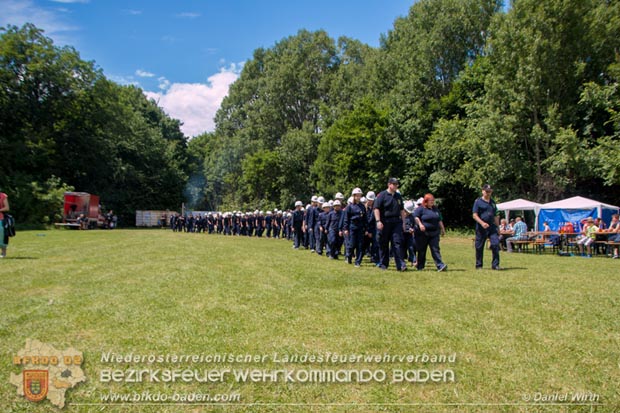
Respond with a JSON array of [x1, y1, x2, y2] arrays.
[[2, 256, 39, 260]]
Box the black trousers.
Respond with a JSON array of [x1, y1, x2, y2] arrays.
[[416, 232, 444, 270], [475, 227, 500, 269], [378, 221, 404, 270]]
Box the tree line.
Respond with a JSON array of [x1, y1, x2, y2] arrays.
[[192, 0, 619, 226], [0, 24, 188, 225], [2, 0, 619, 227]]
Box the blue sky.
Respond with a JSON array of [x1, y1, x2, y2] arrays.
[[1, 0, 414, 136]]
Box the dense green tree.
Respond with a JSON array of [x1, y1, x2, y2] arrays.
[[313, 99, 394, 197], [0, 24, 188, 225]]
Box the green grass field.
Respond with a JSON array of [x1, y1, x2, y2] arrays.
[[1, 229, 619, 412]]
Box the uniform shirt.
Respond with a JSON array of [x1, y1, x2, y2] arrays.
[[366, 205, 377, 232], [327, 209, 343, 233], [343, 203, 367, 232], [319, 211, 330, 232], [305, 206, 316, 228], [472, 197, 498, 229], [374, 190, 404, 223], [414, 206, 443, 236], [404, 214, 415, 233], [293, 210, 304, 227]]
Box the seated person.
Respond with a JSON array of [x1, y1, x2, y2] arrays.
[[506, 216, 528, 252], [577, 217, 598, 257], [607, 214, 620, 259], [499, 218, 513, 251]]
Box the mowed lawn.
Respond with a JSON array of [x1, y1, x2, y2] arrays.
[[1, 229, 619, 412]]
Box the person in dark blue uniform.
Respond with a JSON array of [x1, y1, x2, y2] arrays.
[[373, 177, 407, 271], [216, 213, 223, 234], [265, 211, 273, 238], [292, 201, 304, 249], [317, 201, 331, 256], [247, 212, 255, 237], [403, 200, 417, 268], [274, 211, 282, 239], [413, 194, 447, 272], [364, 192, 380, 265], [314, 197, 324, 251], [327, 200, 344, 259], [472, 184, 501, 270], [306, 196, 316, 251], [343, 188, 367, 267]]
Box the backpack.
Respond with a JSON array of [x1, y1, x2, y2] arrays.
[[3, 214, 16, 237]]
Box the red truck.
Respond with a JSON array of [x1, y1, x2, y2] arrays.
[[60, 192, 104, 229]]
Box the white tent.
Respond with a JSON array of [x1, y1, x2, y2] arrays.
[[497, 198, 542, 222], [537, 196, 620, 231]]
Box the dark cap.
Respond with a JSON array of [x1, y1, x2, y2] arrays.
[[388, 177, 400, 185], [482, 184, 493, 191]]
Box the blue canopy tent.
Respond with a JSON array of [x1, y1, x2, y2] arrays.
[[536, 196, 620, 231]]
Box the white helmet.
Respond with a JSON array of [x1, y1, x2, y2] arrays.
[[322, 202, 331, 209], [335, 192, 344, 200], [416, 197, 424, 207], [328, 200, 334, 208], [317, 196, 325, 204], [295, 200, 303, 207], [333, 200, 341, 206], [366, 191, 376, 201], [404, 200, 415, 214], [361, 197, 367, 203], [311, 195, 318, 202], [267, 211, 272, 215], [352, 187, 363, 195], [347, 196, 353, 205], [306, 204, 311, 209], [259, 210, 264, 215]]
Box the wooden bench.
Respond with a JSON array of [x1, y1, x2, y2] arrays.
[[604, 241, 620, 257], [510, 239, 534, 252]]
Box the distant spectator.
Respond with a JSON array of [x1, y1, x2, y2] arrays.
[[577, 217, 598, 257], [506, 217, 528, 253], [607, 214, 620, 259], [0, 190, 10, 258], [499, 218, 513, 251]]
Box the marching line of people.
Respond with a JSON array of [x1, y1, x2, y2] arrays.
[[167, 178, 450, 272]]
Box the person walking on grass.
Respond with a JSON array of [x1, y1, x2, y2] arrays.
[[413, 193, 447, 272], [373, 177, 407, 271], [472, 184, 501, 270]]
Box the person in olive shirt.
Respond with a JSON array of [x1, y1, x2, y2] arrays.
[[472, 184, 502, 270], [373, 177, 407, 271]]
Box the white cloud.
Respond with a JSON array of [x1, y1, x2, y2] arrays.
[[123, 9, 142, 15], [0, 0, 79, 45], [176, 12, 201, 18], [135, 69, 155, 78], [49, 0, 89, 3], [158, 76, 171, 90], [144, 64, 243, 137]]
